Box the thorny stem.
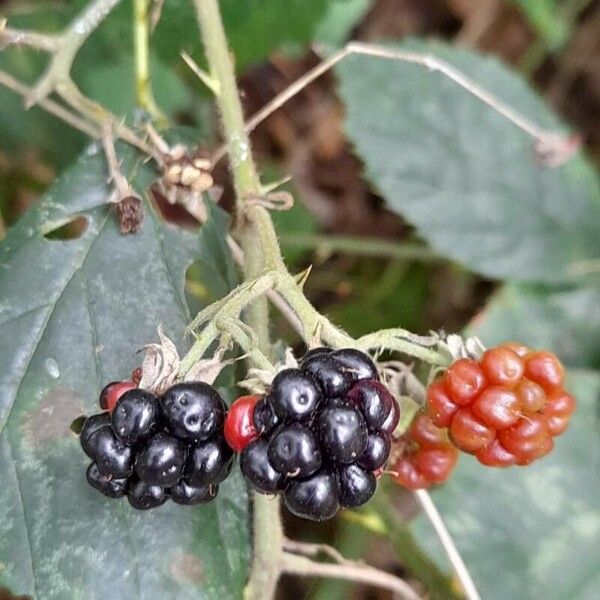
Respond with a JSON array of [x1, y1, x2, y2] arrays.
[[215, 318, 274, 371], [357, 329, 449, 366], [225, 235, 305, 337], [192, 2, 283, 599], [190, 3, 452, 600], [179, 272, 278, 376]]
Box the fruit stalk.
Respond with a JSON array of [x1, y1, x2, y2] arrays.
[[192, 0, 284, 597]]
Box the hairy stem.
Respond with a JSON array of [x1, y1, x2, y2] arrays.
[[193, 0, 259, 202], [191, 4, 465, 600], [179, 272, 278, 375], [192, 1, 284, 598]]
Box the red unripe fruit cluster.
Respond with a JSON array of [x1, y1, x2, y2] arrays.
[[426, 343, 575, 467], [390, 412, 458, 490], [224, 395, 261, 452]]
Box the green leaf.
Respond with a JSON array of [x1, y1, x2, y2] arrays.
[[0, 145, 249, 598], [412, 370, 600, 600], [337, 39, 600, 283], [470, 283, 600, 370], [152, 0, 331, 70]]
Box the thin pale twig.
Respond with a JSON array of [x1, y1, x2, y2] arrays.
[[281, 551, 422, 600], [414, 489, 481, 600], [0, 20, 59, 52], [282, 539, 352, 565], [212, 40, 571, 167], [0, 69, 100, 138], [101, 123, 133, 198]]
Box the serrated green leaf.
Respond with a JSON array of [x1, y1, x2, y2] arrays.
[[337, 39, 600, 283], [0, 144, 249, 598], [412, 370, 600, 600], [470, 283, 600, 370]]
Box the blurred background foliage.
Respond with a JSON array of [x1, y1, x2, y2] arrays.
[[1, 0, 599, 599]]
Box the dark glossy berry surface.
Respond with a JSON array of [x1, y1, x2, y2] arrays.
[[86, 463, 127, 498], [240, 439, 283, 494], [111, 389, 161, 446], [284, 471, 339, 522], [270, 369, 322, 421], [135, 431, 186, 486], [171, 480, 217, 505], [337, 464, 376, 508], [93, 426, 134, 478], [80, 412, 110, 458], [253, 397, 279, 435], [347, 379, 395, 430], [301, 347, 331, 361], [185, 436, 233, 486], [380, 396, 400, 434], [358, 432, 391, 471], [267, 424, 322, 478], [316, 402, 368, 464], [330, 348, 378, 382], [234, 348, 397, 519], [301, 353, 351, 397], [162, 382, 226, 441], [127, 479, 168, 510], [99, 380, 137, 412]]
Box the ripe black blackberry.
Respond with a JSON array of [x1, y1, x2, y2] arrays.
[[80, 382, 233, 510], [234, 347, 399, 521]]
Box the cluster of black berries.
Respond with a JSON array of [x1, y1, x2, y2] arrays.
[[80, 382, 233, 510], [239, 348, 399, 521]]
